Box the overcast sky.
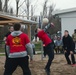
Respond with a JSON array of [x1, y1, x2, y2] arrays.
[[7, 0, 76, 15]]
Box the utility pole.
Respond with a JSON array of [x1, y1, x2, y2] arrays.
[[4, 0, 8, 12], [16, 0, 19, 17], [27, 0, 29, 19], [0, 0, 2, 11], [40, 12, 44, 60], [43, 0, 48, 18], [31, 5, 33, 20]]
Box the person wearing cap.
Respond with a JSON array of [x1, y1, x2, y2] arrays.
[[4, 23, 33, 75]]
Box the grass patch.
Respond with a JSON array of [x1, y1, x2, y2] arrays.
[[35, 41, 42, 51], [0, 48, 5, 52], [0, 54, 5, 56]]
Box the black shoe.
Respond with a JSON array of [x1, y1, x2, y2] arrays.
[[45, 68, 50, 75]]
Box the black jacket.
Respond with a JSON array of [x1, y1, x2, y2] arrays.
[[62, 35, 75, 51]]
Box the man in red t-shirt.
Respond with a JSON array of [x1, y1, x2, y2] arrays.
[[4, 23, 33, 75], [35, 23, 54, 75]]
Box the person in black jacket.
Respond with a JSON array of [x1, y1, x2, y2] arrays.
[[62, 30, 75, 65], [3, 26, 14, 68]]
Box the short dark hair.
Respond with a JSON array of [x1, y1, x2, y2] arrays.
[[65, 30, 69, 33], [14, 23, 21, 31], [74, 29, 76, 31], [35, 28, 37, 33]]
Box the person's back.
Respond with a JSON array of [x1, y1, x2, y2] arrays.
[[7, 31, 30, 58], [37, 30, 52, 46], [4, 23, 33, 75]]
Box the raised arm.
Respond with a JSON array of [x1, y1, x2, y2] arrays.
[[43, 23, 54, 32]]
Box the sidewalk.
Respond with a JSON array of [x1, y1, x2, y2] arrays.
[[0, 53, 5, 54]]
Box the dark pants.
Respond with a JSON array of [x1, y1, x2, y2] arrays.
[[45, 43, 54, 71], [33, 48, 35, 55], [4, 45, 8, 68], [4, 56, 31, 75], [65, 51, 75, 64], [43, 46, 46, 57]]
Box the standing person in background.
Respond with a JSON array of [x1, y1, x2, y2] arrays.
[[4, 23, 33, 75], [62, 30, 76, 66], [72, 29, 76, 50], [3, 26, 14, 68], [4, 26, 14, 42], [31, 42, 35, 55]]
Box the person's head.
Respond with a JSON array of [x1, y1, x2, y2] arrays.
[[9, 26, 14, 32], [64, 30, 69, 37], [74, 29, 76, 33], [35, 28, 42, 33], [13, 23, 21, 31]]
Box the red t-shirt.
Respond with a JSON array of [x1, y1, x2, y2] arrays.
[[6, 33, 30, 53], [37, 30, 52, 46]]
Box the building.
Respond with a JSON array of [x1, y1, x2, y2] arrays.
[[53, 8, 76, 36], [0, 11, 38, 40]]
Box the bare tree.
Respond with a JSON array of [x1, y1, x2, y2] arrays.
[[16, 0, 20, 17], [20, 0, 38, 20], [16, 0, 25, 16], [42, 0, 48, 18], [0, 0, 2, 11], [3, 0, 9, 12], [41, 0, 61, 34], [26, 0, 30, 19], [10, 8, 13, 15], [48, 5, 55, 22], [31, 5, 33, 20]]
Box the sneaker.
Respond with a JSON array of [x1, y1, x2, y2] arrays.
[[72, 64, 76, 67], [45, 68, 50, 75]]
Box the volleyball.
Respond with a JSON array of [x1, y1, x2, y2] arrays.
[[42, 18, 49, 25]]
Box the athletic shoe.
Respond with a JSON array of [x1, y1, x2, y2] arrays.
[[72, 64, 76, 67]]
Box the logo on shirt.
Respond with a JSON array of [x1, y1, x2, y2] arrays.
[[12, 36, 22, 46]]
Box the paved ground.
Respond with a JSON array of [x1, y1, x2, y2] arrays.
[[0, 54, 76, 75]]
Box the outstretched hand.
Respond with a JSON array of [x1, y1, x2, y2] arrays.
[[70, 51, 73, 54], [51, 22, 55, 27]]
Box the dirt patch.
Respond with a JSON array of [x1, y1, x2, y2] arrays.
[[0, 55, 76, 75]]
